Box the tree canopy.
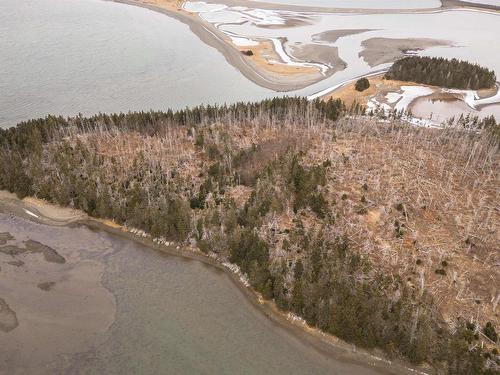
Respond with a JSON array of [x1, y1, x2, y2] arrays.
[[355, 77, 370, 92], [385, 56, 496, 90]]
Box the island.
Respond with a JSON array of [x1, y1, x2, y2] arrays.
[[1, 98, 498, 374]]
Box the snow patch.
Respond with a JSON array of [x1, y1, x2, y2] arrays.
[[24, 209, 39, 219], [442, 88, 478, 109], [385, 92, 401, 104], [236, 7, 287, 26], [184, 2, 288, 26], [182, 1, 227, 13], [153, 237, 173, 247], [270, 38, 329, 75], [367, 98, 391, 113], [287, 312, 307, 325], [443, 86, 500, 109], [394, 86, 434, 112], [403, 115, 442, 128], [128, 227, 150, 238], [230, 36, 259, 47], [474, 86, 500, 106], [221, 261, 251, 286]]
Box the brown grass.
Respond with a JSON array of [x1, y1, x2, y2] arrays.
[[237, 40, 317, 76], [323, 74, 435, 107]]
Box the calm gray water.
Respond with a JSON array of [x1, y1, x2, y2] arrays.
[[0, 214, 395, 375], [2, 0, 498, 129], [0, 0, 272, 128], [412, 98, 500, 122]]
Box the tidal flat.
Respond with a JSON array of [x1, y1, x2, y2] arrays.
[[0, 207, 420, 375]]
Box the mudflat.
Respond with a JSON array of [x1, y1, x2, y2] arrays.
[[0, 193, 419, 375], [0, 215, 116, 375], [359, 38, 451, 67]]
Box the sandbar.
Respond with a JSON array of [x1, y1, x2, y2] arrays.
[[359, 37, 452, 67]]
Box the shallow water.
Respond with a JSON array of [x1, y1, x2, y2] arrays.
[[0, 214, 396, 375], [411, 98, 500, 122], [219, 9, 500, 92], [0, 0, 272, 128], [214, 7, 500, 119]]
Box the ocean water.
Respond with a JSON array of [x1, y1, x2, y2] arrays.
[[0, 0, 272, 128]]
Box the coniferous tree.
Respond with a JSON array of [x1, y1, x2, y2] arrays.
[[385, 56, 496, 90]]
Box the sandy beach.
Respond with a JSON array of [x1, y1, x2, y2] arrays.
[[0, 190, 86, 226]]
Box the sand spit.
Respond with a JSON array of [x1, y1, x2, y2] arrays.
[[111, 0, 328, 91], [0, 190, 86, 226], [359, 38, 452, 67], [236, 39, 320, 79]]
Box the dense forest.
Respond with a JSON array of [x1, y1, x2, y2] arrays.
[[385, 56, 497, 90], [0, 98, 498, 374]]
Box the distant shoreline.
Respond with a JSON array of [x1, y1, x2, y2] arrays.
[[195, 0, 500, 14], [108, 0, 499, 94]]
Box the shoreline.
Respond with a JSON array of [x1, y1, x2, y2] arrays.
[[109, 0, 499, 94], [109, 0, 327, 92], [0, 190, 431, 375], [315, 71, 500, 118]]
